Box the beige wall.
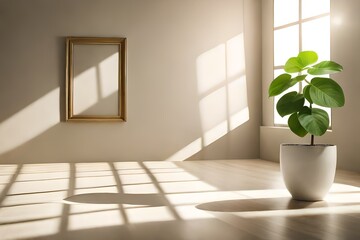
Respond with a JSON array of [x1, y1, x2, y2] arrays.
[[261, 0, 360, 172], [0, 0, 262, 163]]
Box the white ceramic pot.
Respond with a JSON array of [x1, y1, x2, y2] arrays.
[[280, 144, 337, 201]]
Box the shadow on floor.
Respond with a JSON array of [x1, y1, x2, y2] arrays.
[[64, 193, 166, 206], [196, 197, 328, 212]]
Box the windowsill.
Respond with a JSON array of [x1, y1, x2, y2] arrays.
[[260, 125, 333, 133]]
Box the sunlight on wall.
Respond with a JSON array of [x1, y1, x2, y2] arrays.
[[73, 52, 119, 115], [165, 34, 249, 160], [228, 77, 249, 131], [202, 120, 228, 147], [197, 34, 249, 147], [99, 53, 119, 98], [226, 35, 246, 78], [199, 87, 228, 146], [0, 52, 121, 156], [333, 16, 343, 26], [0, 88, 60, 154], [73, 67, 99, 115], [196, 44, 226, 95], [230, 107, 249, 131], [166, 138, 202, 161]]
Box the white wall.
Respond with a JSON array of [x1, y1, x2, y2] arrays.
[[261, 0, 360, 172], [0, 0, 262, 163]]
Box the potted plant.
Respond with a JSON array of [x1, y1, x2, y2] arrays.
[[269, 51, 345, 201]]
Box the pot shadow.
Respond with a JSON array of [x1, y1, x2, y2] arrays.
[[63, 193, 166, 206], [195, 197, 334, 212]]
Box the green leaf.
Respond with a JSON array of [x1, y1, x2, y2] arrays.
[[303, 85, 313, 104], [284, 51, 318, 73], [309, 77, 345, 107], [298, 107, 329, 136], [285, 57, 303, 73], [297, 51, 318, 67], [290, 74, 307, 86], [307, 61, 343, 75], [268, 73, 293, 97], [288, 113, 308, 137], [276, 91, 305, 117]]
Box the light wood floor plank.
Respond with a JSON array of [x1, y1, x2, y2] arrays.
[[0, 159, 359, 240]]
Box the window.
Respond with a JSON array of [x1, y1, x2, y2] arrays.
[[273, 0, 330, 125]]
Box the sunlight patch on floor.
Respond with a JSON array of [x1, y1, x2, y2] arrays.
[[123, 183, 160, 194], [0, 161, 359, 240], [175, 205, 215, 220], [126, 206, 175, 223], [0, 218, 60, 240], [0, 203, 62, 224], [233, 205, 360, 218], [68, 209, 124, 230], [2, 191, 68, 207], [8, 178, 69, 195]]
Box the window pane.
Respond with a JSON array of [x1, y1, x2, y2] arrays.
[[302, 16, 330, 61], [302, 0, 330, 19], [274, 0, 299, 27], [273, 69, 300, 125], [274, 25, 299, 66]]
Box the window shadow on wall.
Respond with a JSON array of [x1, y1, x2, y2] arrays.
[[166, 34, 250, 161]]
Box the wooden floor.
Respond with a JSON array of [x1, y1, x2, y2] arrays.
[[0, 159, 359, 240]]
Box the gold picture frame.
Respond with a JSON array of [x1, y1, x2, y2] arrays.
[[66, 37, 126, 122]]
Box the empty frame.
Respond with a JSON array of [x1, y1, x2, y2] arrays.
[[66, 37, 126, 121]]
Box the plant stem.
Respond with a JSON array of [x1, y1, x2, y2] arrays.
[[311, 135, 314, 146], [309, 103, 315, 146]]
